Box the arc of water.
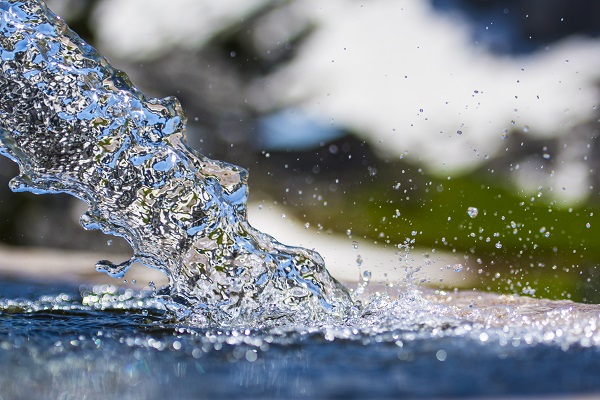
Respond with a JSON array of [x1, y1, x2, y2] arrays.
[[0, 0, 352, 325]]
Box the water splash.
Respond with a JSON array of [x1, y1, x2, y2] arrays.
[[4, 4, 600, 398], [0, 0, 351, 326], [3, 0, 600, 357]]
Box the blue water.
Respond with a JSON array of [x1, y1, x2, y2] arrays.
[[0, 278, 598, 399]]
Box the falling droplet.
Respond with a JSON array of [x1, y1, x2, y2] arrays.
[[467, 207, 478, 218], [362, 270, 371, 281]]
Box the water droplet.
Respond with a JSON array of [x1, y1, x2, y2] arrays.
[[456, 130, 462, 135], [453, 264, 463, 272], [586, 223, 591, 228], [436, 349, 447, 361], [495, 242, 503, 249], [467, 207, 478, 218], [245, 349, 258, 362]]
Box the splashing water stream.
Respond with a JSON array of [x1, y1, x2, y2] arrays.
[[0, 0, 352, 326], [1, 1, 600, 398]]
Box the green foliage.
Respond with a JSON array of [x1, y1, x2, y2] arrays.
[[278, 157, 600, 302]]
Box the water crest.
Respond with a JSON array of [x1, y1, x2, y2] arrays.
[[0, 0, 351, 326]]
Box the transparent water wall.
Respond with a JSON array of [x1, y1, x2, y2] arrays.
[[1, 1, 600, 398], [0, 0, 352, 326]]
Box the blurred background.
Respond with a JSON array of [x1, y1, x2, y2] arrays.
[[2, 0, 600, 300]]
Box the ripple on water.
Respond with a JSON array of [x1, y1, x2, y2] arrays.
[[0, 279, 600, 398]]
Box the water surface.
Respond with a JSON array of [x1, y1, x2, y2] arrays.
[[1, 279, 600, 399]]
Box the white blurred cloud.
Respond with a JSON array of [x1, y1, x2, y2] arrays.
[[251, 0, 600, 174], [93, 0, 268, 61]]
